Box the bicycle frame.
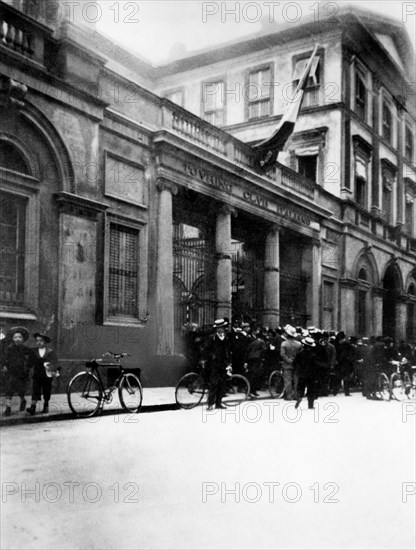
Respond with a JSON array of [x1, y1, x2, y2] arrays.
[[86, 360, 126, 402]]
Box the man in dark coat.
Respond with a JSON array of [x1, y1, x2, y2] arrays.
[[245, 327, 268, 397], [2, 327, 36, 416], [333, 332, 356, 396], [293, 337, 322, 409], [204, 319, 232, 409], [229, 322, 248, 376], [27, 333, 59, 415]]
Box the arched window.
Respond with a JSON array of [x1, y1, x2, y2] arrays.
[[0, 141, 30, 174], [409, 284, 415, 296], [358, 268, 368, 282]]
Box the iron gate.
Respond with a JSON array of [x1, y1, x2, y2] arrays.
[[173, 223, 216, 332]]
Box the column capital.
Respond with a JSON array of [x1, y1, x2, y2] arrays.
[[218, 204, 238, 217], [372, 286, 385, 297], [156, 178, 178, 195]]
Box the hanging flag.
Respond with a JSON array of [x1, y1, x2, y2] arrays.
[[254, 44, 320, 173]]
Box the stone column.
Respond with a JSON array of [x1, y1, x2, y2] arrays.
[[215, 206, 235, 320], [395, 295, 408, 342], [263, 227, 280, 328], [311, 239, 322, 326], [155, 179, 178, 355], [371, 287, 384, 336]]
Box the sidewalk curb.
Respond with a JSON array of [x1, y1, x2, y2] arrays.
[[0, 402, 180, 427], [0, 394, 282, 428]]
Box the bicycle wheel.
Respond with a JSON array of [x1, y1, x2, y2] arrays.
[[175, 373, 206, 409], [118, 373, 143, 413], [67, 372, 103, 417], [390, 373, 407, 401], [269, 370, 284, 398], [375, 373, 391, 401], [223, 374, 250, 406]]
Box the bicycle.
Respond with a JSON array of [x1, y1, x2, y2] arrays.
[[175, 361, 250, 409], [374, 371, 391, 401], [268, 369, 284, 398], [390, 359, 415, 401], [67, 351, 143, 418]]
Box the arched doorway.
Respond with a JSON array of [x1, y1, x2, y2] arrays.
[[382, 263, 402, 338]]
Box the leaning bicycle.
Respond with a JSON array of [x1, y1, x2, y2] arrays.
[[67, 352, 143, 418], [175, 362, 250, 409], [390, 359, 416, 401], [268, 369, 285, 398]]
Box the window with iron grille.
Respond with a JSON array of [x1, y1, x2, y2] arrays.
[[322, 281, 335, 330], [202, 80, 225, 126], [247, 67, 271, 120], [0, 192, 26, 306], [355, 71, 367, 120], [109, 224, 139, 318], [382, 101, 393, 143]]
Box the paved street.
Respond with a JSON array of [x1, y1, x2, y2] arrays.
[[1, 394, 415, 550]]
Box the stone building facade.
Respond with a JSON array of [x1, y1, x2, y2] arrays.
[[0, 1, 415, 386]]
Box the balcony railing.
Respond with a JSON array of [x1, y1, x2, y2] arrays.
[[160, 99, 318, 201], [279, 164, 316, 200], [0, 1, 53, 65]]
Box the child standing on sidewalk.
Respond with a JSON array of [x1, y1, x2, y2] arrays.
[[27, 333, 59, 415]]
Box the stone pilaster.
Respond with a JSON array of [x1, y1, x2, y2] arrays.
[[311, 239, 322, 326], [155, 179, 177, 355], [395, 294, 408, 342], [371, 287, 385, 336], [339, 278, 358, 335], [262, 227, 280, 328]]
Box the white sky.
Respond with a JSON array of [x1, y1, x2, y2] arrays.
[[90, 0, 416, 65]]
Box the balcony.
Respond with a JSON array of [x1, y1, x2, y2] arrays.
[[0, 1, 54, 66], [160, 99, 317, 201]]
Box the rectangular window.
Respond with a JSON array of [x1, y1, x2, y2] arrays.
[[382, 101, 393, 143], [0, 192, 26, 305], [297, 155, 318, 182], [248, 67, 271, 120], [355, 71, 367, 120], [293, 56, 320, 108], [109, 224, 139, 318], [355, 177, 367, 209], [405, 125, 414, 161], [322, 281, 335, 330], [202, 80, 225, 126], [382, 185, 392, 223]]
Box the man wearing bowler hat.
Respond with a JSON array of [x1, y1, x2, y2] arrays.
[[27, 332, 59, 415], [2, 326, 36, 416], [204, 319, 232, 409]]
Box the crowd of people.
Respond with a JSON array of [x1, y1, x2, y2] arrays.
[[0, 326, 60, 416], [182, 318, 416, 410]]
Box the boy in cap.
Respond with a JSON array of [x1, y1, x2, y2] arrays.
[[27, 333, 59, 415]]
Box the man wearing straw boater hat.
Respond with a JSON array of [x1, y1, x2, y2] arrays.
[[280, 325, 301, 400], [293, 336, 321, 409], [204, 318, 232, 410]]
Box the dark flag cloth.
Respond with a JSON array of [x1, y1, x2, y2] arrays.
[[254, 43, 320, 173]]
